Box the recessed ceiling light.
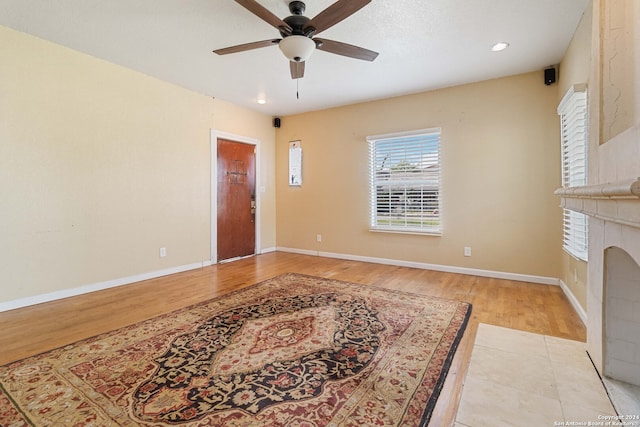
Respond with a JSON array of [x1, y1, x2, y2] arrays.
[[491, 42, 510, 52], [257, 99, 267, 105]]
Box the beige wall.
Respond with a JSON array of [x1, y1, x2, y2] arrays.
[[557, 3, 593, 311], [0, 26, 276, 304], [211, 99, 278, 252], [1, 12, 594, 306], [276, 71, 563, 279]]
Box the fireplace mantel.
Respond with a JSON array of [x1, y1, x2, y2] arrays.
[[555, 178, 640, 229]]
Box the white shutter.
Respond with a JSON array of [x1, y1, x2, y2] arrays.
[[558, 85, 588, 261], [367, 128, 441, 235]]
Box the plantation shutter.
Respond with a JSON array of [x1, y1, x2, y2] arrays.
[[558, 84, 588, 261], [367, 128, 441, 235]]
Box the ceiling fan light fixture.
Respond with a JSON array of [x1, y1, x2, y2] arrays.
[[279, 35, 316, 62]]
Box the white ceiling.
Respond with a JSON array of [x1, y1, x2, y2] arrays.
[[0, 0, 589, 117]]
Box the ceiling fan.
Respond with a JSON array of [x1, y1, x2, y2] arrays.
[[213, 0, 379, 79]]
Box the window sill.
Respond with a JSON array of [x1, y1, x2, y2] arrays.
[[563, 247, 588, 263], [369, 227, 442, 237]]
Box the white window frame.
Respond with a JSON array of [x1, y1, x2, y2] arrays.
[[367, 128, 442, 235], [558, 84, 588, 261]]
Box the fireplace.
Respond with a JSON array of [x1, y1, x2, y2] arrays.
[[556, 125, 640, 415], [553, 0, 640, 414], [605, 246, 640, 387], [593, 211, 640, 415]]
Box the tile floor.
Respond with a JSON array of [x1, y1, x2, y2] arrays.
[[603, 378, 640, 419], [455, 324, 624, 427]]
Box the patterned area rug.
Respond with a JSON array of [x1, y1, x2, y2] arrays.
[[0, 273, 471, 426]]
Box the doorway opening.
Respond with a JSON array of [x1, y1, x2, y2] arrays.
[[211, 131, 261, 263]]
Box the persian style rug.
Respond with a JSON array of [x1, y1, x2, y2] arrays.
[[0, 273, 471, 426]]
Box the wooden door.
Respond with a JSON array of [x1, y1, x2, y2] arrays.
[[217, 139, 256, 261]]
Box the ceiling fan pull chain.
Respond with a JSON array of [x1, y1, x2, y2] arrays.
[[297, 78, 300, 100]]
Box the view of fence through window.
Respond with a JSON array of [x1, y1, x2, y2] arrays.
[[367, 129, 441, 234]]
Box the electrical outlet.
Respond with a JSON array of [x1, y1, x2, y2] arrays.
[[160, 247, 167, 258], [316, 234, 322, 243], [464, 246, 471, 257]]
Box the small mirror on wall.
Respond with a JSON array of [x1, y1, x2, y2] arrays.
[[289, 140, 302, 186]]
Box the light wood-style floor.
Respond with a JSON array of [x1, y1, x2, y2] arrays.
[[0, 252, 586, 426]]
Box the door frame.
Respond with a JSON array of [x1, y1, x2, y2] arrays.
[[210, 130, 261, 264]]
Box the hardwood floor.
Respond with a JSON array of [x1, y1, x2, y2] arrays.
[[0, 252, 586, 426]]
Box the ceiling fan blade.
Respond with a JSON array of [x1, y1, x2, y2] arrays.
[[305, 0, 371, 35], [235, 0, 292, 34], [290, 61, 305, 79], [315, 38, 378, 61], [213, 39, 280, 55]]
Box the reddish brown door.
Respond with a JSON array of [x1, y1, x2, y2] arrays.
[[217, 139, 256, 261]]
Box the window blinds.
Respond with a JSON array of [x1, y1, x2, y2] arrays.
[[367, 128, 441, 234], [558, 85, 588, 261]]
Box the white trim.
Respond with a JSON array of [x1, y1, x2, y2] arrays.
[[211, 130, 262, 264], [558, 84, 589, 261], [260, 247, 277, 254], [276, 247, 321, 257], [2, 251, 578, 321], [559, 280, 587, 326], [366, 127, 442, 142], [369, 228, 442, 237], [557, 83, 587, 114], [0, 262, 208, 313], [276, 247, 560, 286], [367, 129, 442, 235]]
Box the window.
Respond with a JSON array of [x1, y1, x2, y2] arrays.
[[558, 84, 588, 261], [367, 128, 441, 235]]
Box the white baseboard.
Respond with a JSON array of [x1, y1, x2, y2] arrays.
[[276, 247, 321, 257], [0, 261, 210, 313], [2, 250, 576, 319], [278, 248, 589, 324], [260, 247, 277, 254], [276, 247, 561, 286], [559, 280, 587, 325]]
